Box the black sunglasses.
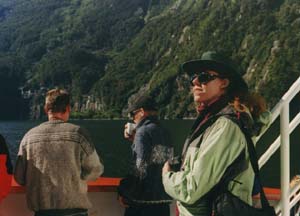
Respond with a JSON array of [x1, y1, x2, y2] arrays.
[[190, 72, 224, 86], [128, 109, 141, 118]]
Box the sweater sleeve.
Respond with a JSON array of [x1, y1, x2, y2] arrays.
[[81, 150, 104, 181], [162, 117, 246, 204], [79, 128, 104, 181]]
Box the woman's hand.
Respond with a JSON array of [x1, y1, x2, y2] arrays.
[[162, 161, 171, 175]]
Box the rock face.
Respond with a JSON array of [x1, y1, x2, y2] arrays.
[[0, 0, 299, 119]]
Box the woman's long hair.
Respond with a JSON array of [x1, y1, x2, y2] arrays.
[[231, 92, 267, 120]]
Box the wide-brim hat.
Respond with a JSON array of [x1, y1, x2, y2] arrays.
[[182, 51, 248, 93]]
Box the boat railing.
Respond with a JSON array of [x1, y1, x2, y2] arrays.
[[256, 76, 300, 216], [274, 176, 300, 215]]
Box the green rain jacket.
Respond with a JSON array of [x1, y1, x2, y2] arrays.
[[162, 105, 270, 216]]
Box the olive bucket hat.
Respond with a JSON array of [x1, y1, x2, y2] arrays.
[[182, 51, 248, 93]]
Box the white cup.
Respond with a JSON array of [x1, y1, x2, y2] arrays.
[[126, 122, 136, 135]]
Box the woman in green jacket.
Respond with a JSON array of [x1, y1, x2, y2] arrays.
[[162, 51, 270, 216]]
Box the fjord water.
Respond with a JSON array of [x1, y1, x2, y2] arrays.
[[1, 119, 299, 188], [0, 120, 193, 178]]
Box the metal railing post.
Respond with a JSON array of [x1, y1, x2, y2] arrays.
[[280, 102, 290, 216]]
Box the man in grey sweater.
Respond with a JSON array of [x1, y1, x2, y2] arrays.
[[14, 88, 104, 216]]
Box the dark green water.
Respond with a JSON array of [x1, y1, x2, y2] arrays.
[[1, 118, 299, 188], [77, 119, 193, 178], [0, 119, 193, 178]]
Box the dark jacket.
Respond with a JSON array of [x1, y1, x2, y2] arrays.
[[0, 134, 12, 202], [119, 116, 173, 205], [0, 134, 12, 174]]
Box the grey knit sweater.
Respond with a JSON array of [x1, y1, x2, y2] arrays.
[[14, 120, 104, 211]]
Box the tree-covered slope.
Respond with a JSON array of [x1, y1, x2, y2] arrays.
[[0, 0, 299, 119]]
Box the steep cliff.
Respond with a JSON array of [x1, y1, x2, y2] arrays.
[[0, 0, 299, 119]]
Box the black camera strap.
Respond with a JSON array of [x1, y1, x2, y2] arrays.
[[216, 114, 272, 209], [240, 125, 271, 208]]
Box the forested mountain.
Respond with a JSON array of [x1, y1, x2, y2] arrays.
[[0, 0, 299, 119]]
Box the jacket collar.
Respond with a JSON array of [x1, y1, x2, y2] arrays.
[[135, 116, 158, 129]]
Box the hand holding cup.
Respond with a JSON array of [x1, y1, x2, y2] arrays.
[[124, 122, 136, 141]]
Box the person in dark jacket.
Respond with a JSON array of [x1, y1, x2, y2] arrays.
[[0, 134, 13, 203], [118, 95, 173, 216]]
